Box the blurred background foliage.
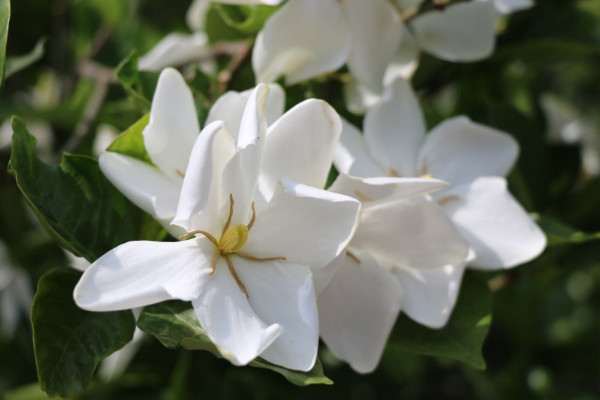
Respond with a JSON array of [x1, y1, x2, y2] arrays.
[[1, 0, 600, 399]]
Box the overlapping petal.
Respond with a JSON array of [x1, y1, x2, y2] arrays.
[[335, 119, 385, 177], [318, 250, 402, 373], [393, 260, 468, 328], [173, 121, 235, 234], [364, 78, 426, 177], [418, 116, 519, 185], [192, 258, 283, 366], [253, 0, 351, 84], [99, 152, 181, 221], [74, 239, 214, 311], [205, 84, 285, 142], [143, 68, 200, 181], [244, 178, 360, 270], [344, 0, 404, 93], [351, 196, 469, 268], [440, 177, 547, 269], [235, 258, 318, 371], [260, 99, 341, 199]]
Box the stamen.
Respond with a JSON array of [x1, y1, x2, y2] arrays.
[[437, 195, 459, 206], [179, 230, 218, 246], [388, 169, 401, 177], [225, 255, 249, 298], [236, 251, 286, 263], [247, 202, 256, 230], [347, 251, 361, 264], [420, 174, 433, 179], [176, 169, 185, 178], [222, 194, 234, 236]]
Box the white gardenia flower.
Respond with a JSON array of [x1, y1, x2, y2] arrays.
[[319, 174, 471, 373], [335, 77, 547, 271], [0, 241, 33, 339], [75, 84, 361, 371], [253, 0, 498, 95]]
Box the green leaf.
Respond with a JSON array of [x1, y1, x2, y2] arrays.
[[214, 4, 277, 34], [388, 274, 492, 370], [106, 113, 153, 164], [115, 52, 158, 112], [0, 0, 10, 92], [8, 117, 164, 262], [137, 301, 333, 386], [535, 214, 600, 247], [32, 268, 135, 398], [4, 38, 45, 79], [205, 6, 247, 43]]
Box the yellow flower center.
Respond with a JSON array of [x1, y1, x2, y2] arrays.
[[179, 194, 285, 298], [219, 224, 248, 254]]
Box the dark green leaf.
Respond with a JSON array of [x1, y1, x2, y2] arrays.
[[32, 268, 135, 397], [536, 214, 600, 246], [106, 113, 153, 164], [388, 274, 492, 370], [8, 117, 164, 262], [137, 301, 333, 386], [4, 38, 45, 79], [0, 0, 10, 92]]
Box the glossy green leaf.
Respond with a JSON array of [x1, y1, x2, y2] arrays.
[[388, 274, 492, 370], [32, 268, 135, 397], [106, 113, 153, 164], [536, 214, 600, 246], [0, 0, 10, 92], [137, 301, 333, 386], [5, 38, 45, 79], [8, 117, 165, 262]]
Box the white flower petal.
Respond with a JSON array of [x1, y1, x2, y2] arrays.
[[138, 33, 211, 72], [220, 85, 270, 226], [186, 0, 210, 31], [143, 68, 200, 180], [410, 1, 496, 62], [99, 152, 181, 221], [260, 99, 341, 200], [394, 260, 467, 328], [418, 116, 519, 185], [192, 258, 283, 366], [329, 173, 448, 204], [74, 239, 213, 311], [335, 118, 385, 177], [490, 0, 533, 14], [352, 196, 469, 268], [312, 251, 345, 295], [244, 178, 360, 270], [440, 177, 547, 269], [206, 84, 285, 143], [364, 77, 426, 177], [252, 0, 351, 84], [173, 121, 235, 234], [318, 250, 402, 373], [344, 0, 403, 93], [384, 25, 420, 83], [235, 258, 318, 371]]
